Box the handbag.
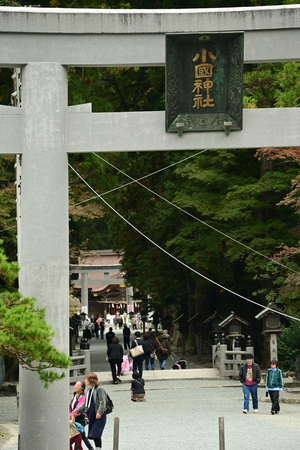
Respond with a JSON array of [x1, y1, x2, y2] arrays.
[[149, 342, 157, 359], [106, 393, 114, 414], [156, 337, 170, 357], [130, 340, 144, 357]]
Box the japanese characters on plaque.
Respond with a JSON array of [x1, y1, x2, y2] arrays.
[[165, 33, 244, 133], [192, 48, 216, 110]]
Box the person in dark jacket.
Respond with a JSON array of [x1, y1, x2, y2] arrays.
[[156, 329, 172, 370], [266, 359, 283, 415], [239, 353, 261, 414], [130, 331, 146, 378], [83, 325, 92, 343], [94, 319, 99, 340], [100, 320, 105, 340], [143, 332, 156, 370], [131, 370, 146, 402], [107, 337, 124, 384], [123, 323, 131, 350], [106, 327, 115, 349]]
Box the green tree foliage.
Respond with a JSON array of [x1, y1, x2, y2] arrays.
[[0, 241, 71, 386], [278, 320, 300, 370], [244, 62, 300, 108]]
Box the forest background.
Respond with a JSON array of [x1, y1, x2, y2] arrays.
[[1, 0, 300, 370]]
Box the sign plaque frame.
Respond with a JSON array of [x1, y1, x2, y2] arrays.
[[166, 32, 244, 134]]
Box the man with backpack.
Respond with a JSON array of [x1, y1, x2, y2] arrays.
[[156, 329, 172, 370]]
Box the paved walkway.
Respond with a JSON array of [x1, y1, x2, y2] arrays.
[[1, 328, 300, 449], [89, 327, 220, 384]]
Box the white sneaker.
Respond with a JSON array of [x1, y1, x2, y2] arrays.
[[253, 409, 258, 413], [243, 409, 248, 414]]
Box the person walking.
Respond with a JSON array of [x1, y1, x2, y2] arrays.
[[83, 325, 92, 343], [117, 314, 123, 329], [73, 373, 108, 450], [123, 323, 131, 350], [107, 337, 124, 384], [69, 380, 93, 450], [239, 353, 261, 414], [143, 332, 156, 370], [106, 327, 115, 349], [266, 359, 283, 415], [131, 316, 137, 330], [113, 315, 118, 329], [100, 320, 105, 340], [130, 331, 146, 378], [94, 319, 99, 340], [70, 414, 83, 450], [156, 329, 171, 370]]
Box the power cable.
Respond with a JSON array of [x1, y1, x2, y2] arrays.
[[70, 149, 209, 208], [0, 225, 16, 234], [68, 163, 300, 323], [93, 153, 299, 275]]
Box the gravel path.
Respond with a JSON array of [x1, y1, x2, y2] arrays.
[[1, 379, 300, 450]]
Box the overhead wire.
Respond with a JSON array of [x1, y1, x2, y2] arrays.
[[70, 149, 209, 208], [93, 152, 299, 275], [68, 162, 300, 323], [0, 150, 208, 233], [0, 225, 16, 234]]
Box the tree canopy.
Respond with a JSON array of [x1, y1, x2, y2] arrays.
[[1, 0, 300, 367], [0, 241, 71, 386]]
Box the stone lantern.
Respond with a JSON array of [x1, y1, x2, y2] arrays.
[[174, 314, 189, 355], [218, 311, 249, 349], [187, 313, 203, 362], [203, 311, 224, 341], [255, 302, 282, 362]]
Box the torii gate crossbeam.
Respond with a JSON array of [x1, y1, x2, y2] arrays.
[[0, 5, 300, 450]]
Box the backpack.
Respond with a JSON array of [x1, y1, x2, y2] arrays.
[[74, 422, 85, 433], [106, 393, 114, 414]]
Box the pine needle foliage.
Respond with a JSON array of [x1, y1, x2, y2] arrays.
[[0, 241, 71, 387]]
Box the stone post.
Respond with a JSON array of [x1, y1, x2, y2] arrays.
[[18, 62, 69, 450], [219, 340, 227, 377], [81, 272, 89, 315], [270, 333, 278, 361], [83, 348, 91, 375], [212, 334, 219, 368]]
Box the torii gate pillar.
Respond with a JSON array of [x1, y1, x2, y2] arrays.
[[18, 63, 69, 450]]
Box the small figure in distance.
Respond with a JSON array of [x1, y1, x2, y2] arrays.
[[107, 336, 124, 384], [83, 324, 92, 343], [131, 370, 146, 402], [106, 327, 115, 349], [266, 359, 283, 415], [130, 331, 146, 378]]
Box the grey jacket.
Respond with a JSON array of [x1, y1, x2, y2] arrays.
[[76, 385, 107, 416]]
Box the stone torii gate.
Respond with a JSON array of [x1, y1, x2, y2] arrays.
[[0, 5, 300, 449]]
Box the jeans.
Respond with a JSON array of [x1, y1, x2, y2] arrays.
[[242, 383, 258, 411], [145, 356, 155, 370], [159, 359, 167, 369]]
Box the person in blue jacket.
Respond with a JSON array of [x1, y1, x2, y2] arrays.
[[266, 359, 284, 415]]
